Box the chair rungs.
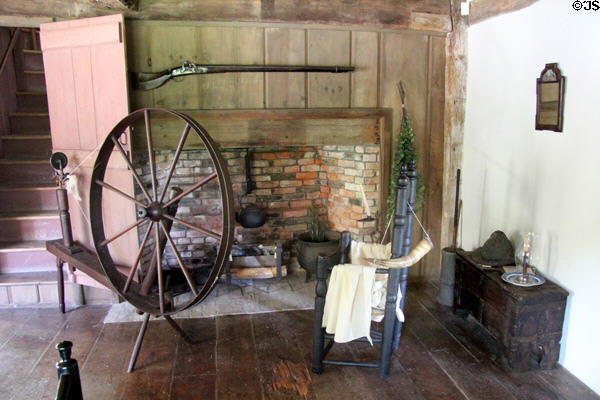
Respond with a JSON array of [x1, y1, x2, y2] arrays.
[[323, 360, 379, 368], [324, 333, 383, 343]]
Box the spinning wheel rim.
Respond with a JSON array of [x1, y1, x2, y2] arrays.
[[90, 108, 234, 316]]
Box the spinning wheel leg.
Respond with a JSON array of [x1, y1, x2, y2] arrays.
[[128, 313, 150, 373], [127, 313, 193, 373]]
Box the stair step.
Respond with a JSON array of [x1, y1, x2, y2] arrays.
[[0, 240, 48, 252], [0, 159, 54, 184], [0, 184, 57, 212], [16, 91, 48, 112], [8, 112, 50, 134], [0, 182, 55, 190], [19, 51, 44, 72], [1, 134, 51, 140], [0, 271, 57, 285], [0, 211, 58, 221], [0, 242, 56, 274], [16, 69, 45, 92], [0, 135, 52, 160], [0, 215, 61, 241], [0, 135, 51, 157], [9, 112, 49, 117], [22, 49, 42, 55], [0, 158, 48, 164]]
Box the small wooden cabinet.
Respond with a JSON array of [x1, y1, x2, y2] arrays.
[[454, 250, 568, 371]]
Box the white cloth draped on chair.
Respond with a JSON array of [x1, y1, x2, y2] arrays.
[[322, 241, 405, 344]]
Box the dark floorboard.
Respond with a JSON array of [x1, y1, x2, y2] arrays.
[[0, 282, 598, 400]]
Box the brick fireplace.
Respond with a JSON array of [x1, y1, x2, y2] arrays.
[[135, 143, 381, 267]]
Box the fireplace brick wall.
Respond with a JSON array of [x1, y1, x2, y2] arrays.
[[135, 144, 380, 267]]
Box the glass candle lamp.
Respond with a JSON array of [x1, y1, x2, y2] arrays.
[[515, 232, 539, 283]]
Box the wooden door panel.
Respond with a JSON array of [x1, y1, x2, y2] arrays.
[[71, 47, 98, 150], [40, 14, 135, 286], [41, 48, 79, 149]]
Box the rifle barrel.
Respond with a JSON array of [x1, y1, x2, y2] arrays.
[[199, 65, 354, 74], [134, 64, 355, 90]]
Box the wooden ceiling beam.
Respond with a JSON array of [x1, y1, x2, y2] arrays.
[[86, 0, 139, 11], [468, 0, 541, 24], [0, 0, 452, 32]]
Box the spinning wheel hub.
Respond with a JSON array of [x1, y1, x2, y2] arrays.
[[146, 202, 164, 222]]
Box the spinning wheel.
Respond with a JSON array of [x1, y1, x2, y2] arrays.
[[90, 108, 234, 316]]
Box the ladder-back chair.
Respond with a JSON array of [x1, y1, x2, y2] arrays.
[[312, 162, 419, 378]]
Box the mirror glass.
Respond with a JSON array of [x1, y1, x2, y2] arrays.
[[535, 64, 565, 132]]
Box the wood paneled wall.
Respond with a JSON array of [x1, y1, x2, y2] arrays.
[[126, 21, 446, 278]]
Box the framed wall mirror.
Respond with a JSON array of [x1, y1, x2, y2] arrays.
[[535, 63, 565, 132]]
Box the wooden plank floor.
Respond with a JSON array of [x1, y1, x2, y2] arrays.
[[0, 282, 598, 400]]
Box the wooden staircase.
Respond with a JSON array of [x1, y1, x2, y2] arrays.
[[0, 28, 63, 306]]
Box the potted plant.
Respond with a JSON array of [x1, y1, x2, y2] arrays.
[[296, 205, 340, 281]]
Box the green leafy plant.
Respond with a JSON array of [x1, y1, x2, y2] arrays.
[[308, 205, 326, 242], [386, 113, 425, 223]]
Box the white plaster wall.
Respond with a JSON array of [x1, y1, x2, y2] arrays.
[[462, 0, 600, 394]]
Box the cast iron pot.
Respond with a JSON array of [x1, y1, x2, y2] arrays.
[[296, 231, 340, 280], [236, 205, 266, 228]]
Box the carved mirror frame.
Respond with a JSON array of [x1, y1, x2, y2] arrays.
[[535, 63, 565, 132]]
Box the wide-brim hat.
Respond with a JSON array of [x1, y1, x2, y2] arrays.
[[467, 230, 515, 266]]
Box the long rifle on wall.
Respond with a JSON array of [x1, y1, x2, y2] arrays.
[[133, 61, 355, 90]]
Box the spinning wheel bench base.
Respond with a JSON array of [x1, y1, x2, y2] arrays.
[[45, 239, 195, 373], [45, 239, 114, 314]]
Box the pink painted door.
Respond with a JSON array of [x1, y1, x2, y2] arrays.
[[40, 14, 137, 288]]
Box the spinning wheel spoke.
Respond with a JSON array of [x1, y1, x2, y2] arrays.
[[162, 214, 221, 241], [155, 228, 165, 314], [123, 221, 154, 293], [159, 123, 190, 203], [111, 136, 153, 203], [144, 109, 158, 201], [163, 172, 217, 208], [94, 179, 148, 208], [159, 221, 198, 296], [99, 218, 147, 247]]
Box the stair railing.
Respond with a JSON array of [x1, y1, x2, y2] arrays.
[[0, 28, 21, 78]]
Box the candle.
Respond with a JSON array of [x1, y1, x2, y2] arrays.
[[359, 184, 371, 217]]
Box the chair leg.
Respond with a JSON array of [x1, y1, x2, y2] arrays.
[[379, 268, 400, 377], [312, 255, 328, 374], [392, 268, 409, 349]]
